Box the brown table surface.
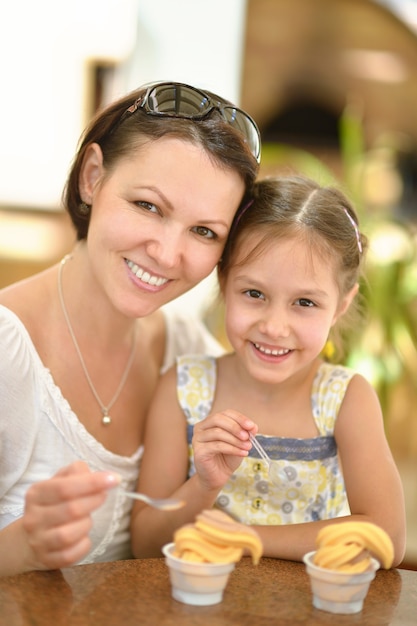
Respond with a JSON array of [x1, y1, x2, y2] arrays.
[[0, 556, 415, 625]]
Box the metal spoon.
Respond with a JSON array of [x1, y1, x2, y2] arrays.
[[121, 491, 185, 511], [249, 433, 287, 486]]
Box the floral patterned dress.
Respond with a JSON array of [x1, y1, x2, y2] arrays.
[[176, 355, 354, 525]]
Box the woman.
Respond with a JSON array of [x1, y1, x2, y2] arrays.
[[0, 81, 260, 576]]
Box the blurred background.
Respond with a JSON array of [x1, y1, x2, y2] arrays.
[[0, 0, 416, 567]]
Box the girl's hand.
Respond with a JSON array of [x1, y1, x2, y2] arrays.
[[21, 461, 120, 572], [192, 409, 256, 490]]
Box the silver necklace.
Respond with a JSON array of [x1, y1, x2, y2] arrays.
[[58, 254, 136, 425]]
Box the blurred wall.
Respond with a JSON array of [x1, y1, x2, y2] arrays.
[[0, 0, 248, 212]]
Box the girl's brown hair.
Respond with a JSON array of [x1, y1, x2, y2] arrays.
[[218, 175, 368, 359]]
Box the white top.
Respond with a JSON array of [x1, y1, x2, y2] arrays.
[[0, 305, 224, 564]]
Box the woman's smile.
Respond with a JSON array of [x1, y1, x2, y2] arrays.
[[125, 259, 169, 288]]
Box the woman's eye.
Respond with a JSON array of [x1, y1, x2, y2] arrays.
[[136, 201, 158, 214], [245, 289, 264, 300], [296, 298, 315, 307], [192, 225, 217, 240]]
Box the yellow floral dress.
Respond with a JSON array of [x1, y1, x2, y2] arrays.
[[176, 355, 354, 525]]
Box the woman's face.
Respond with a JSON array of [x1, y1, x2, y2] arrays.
[[82, 137, 245, 318]]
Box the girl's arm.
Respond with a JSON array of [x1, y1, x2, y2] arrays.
[[130, 366, 255, 558], [251, 374, 406, 567], [0, 462, 120, 577], [333, 373, 405, 565]]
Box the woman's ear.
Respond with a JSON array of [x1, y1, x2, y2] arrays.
[[332, 283, 359, 325], [79, 143, 104, 203]]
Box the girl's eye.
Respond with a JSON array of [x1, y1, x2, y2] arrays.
[[192, 225, 217, 240], [296, 298, 315, 307], [244, 289, 264, 300], [136, 201, 159, 214]]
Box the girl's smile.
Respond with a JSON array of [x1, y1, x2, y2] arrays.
[[224, 233, 349, 384], [253, 342, 291, 358]]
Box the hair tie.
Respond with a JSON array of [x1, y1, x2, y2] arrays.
[[343, 208, 362, 254], [230, 199, 254, 238]]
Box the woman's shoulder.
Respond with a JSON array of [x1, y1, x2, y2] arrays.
[[0, 304, 32, 343], [160, 308, 225, 373], [0, 267, 56, 330], [0, 304, 44, 385]]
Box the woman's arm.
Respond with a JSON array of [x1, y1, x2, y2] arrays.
[[0, 462, 120, 577], [130, 366, 255, 558]]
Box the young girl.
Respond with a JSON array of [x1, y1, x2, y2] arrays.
[[132, 175, 406, 567]]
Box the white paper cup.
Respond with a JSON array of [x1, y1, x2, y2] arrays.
[[162, 543, 236, 606], [303, 551, 380, 614]]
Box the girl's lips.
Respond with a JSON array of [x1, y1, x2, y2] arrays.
[[125, 259, 169, 287], [253, 342, 291, 357]]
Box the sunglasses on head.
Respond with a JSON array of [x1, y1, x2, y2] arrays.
[[119, 81, 261, 163]]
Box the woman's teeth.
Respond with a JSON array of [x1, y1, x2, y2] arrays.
[[126, 260, 168, 287]]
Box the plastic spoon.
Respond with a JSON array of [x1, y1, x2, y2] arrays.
[[249, 433, 287, 486], [121, 491, 185, 511]]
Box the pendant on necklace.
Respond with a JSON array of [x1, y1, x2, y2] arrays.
[[102, 411, 112, 426]]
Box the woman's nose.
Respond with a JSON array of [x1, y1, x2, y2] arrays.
[[146, 228, 184, 269]]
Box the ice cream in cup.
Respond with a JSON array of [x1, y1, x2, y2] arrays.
[[303, 550, 379, 614], [304, 520, 394, 614], [163, 542, 236, 605], [163, 509, 263, 606]]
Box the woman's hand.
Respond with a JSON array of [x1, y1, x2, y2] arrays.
[[192, 409, 256, 490], [18, 461, 120, 573]]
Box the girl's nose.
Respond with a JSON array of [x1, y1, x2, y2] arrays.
[[258, 307, 290, 338]]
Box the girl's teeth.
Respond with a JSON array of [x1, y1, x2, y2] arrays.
[[255, 343, 290, 356]]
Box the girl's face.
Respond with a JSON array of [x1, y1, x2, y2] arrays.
[[81, 138, 245, 318], [223, 233, 356, 385]]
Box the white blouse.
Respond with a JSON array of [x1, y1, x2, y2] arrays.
[[0, 305, 223, 564]]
